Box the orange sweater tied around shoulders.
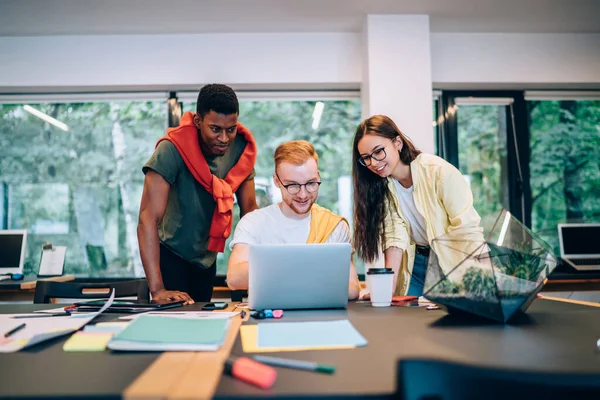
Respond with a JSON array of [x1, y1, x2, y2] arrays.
[[156, 111, 257, 252]]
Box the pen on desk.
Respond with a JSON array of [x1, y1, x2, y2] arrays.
[[252, 355, 336, 374], [4, 323, 26, 338], [11, 313, 71, 319]]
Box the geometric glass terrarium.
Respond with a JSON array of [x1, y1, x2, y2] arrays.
[[423, 209, 559, 323]]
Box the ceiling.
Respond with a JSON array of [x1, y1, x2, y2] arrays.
[[1, 0, 599, 36]]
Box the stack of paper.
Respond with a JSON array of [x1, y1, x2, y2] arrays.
[[107, 315, 230, 351], [0, 289, 116, 353]]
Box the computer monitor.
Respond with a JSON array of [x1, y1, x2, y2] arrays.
[[558, 224, 600, 259], [0, 230, 28, 275]]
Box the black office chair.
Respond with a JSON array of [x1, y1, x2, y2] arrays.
[[397, 358, 600, 400], [33, 279, 150, 304], [230, 289, 247, 302]]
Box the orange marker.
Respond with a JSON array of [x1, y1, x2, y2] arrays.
[[224, 357, 277, 389]]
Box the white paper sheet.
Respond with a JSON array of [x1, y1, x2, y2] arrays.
[[0, 289, 116, 352], [38, 246, 67, 276]]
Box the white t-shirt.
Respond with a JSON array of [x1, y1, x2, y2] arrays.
[[229, 203, 350, 248], [392, 179, 429, 246]]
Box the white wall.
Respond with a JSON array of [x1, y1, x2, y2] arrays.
[[0, 33, 361, 90], [1, 32, 599, 91], [362, 15, 434, 153], [431, 33, 600, 85]]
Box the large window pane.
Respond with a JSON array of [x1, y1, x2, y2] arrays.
[[0, 101, 166, 277], [457, 104, 509, 234], [529, 100, 600, 253], [184, 100, 362, 274]]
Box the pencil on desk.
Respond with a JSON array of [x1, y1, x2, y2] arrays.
[[12, 313, 71, 319], [4, 323, 26, 337]]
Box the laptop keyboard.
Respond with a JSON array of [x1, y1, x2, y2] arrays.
[[570, 258, 600, 265]]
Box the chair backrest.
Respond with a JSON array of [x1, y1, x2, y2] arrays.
[[230, 289, 247, 302], [397, 358, 600, 400], [34, 279, 150, 304]]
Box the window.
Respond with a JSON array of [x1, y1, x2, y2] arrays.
[[182, 96, 363, 274], [528, 99, 600, 254], [456, 102, 510, 233], [1, 93, 363, 278], [0, 98, 167, 277]]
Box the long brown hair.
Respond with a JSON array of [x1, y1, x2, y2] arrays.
[[352, 115, 422, 263]]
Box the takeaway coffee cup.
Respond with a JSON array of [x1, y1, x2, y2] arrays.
[[366, 268, 394, 307]]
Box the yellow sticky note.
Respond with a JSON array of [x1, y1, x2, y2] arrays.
[[239, 325, 355, 353], [63, 332, 113, 352]]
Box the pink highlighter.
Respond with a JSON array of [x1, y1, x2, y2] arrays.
[[272, 310, 284, 319]]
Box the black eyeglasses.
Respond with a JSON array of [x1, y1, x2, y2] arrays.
[[358, 139, 396, 167], [275, 172, 321, 195]]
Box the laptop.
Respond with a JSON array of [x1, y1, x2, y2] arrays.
[[558, 223, 600, 271], [248, 243, 351, 310], [0, 230, 28, 276]]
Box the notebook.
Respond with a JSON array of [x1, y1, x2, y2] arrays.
[[107, 315, 230, 351], [254, 320, 367, 351], [558, 224, 600, 271]]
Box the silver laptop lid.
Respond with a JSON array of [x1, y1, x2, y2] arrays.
[[0, 229, 28, 275], [248, 243, 351, 310], [558, 224, 600, 259]]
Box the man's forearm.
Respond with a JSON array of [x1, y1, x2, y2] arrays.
[[137, 221, 165, 294], [226, 261, 250, 290]]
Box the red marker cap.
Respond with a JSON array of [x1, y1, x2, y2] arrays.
[[224, 357, 277, 389]]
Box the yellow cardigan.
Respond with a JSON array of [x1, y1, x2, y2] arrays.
[[307, 204, 347, 244], [383, 153, 485, 295]]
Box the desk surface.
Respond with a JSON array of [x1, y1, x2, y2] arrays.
[[1, 300, 600, 399]]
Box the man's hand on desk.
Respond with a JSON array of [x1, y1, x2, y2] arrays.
[[152, 289, 194, 305]]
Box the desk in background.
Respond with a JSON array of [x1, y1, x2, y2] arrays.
[[0, 274, 75, 302], [546, 269, 600, 292], [2, 299, 600, 398]]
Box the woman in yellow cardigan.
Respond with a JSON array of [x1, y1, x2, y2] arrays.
[[352, 115, 485, 297]]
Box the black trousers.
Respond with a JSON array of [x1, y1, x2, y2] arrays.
[[159, 243, 216, 302]]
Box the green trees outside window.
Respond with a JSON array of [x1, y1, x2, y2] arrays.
[[1, 99, 362, 276], [2, 96, 596, 277], [529, 100, 600, 254], [0, 101, 166, 277]]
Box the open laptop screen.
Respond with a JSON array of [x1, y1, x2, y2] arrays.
[[0, 230, 28, 274], [560, 225, 600, 257]]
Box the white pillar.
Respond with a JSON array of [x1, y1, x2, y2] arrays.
[[361, 15, 434, 154]]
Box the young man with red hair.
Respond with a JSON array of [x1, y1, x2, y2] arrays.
[[227, 140, 360, 300]]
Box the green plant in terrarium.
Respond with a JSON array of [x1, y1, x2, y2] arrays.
[[423, 209, 559, 322], [489, 243, 547, 281], [461, 266, 496, 299], [435, 278, 464, 295]]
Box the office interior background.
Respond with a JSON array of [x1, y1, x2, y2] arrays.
[[0, 0, 599, 279]]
